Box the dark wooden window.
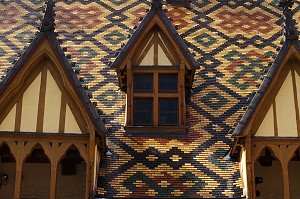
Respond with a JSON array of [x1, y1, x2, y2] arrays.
[[133, 98, 153, 125], [159, 73, 178, 92], [121, 25, 191, 130], [131, 72, 180, 126], [133, 73, 153, 92], [159, 98, 178, 125]]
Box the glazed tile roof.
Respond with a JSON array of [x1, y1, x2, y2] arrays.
[[0, 0, 298, 198]]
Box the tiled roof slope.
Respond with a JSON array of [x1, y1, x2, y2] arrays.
[[0, 0, 297, 198]]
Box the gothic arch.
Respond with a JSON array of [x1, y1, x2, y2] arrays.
[[0, 142, 16, 199], [56, 144, 87, 199], [288, 147, 300, 198], [254, 146, 283, 198]]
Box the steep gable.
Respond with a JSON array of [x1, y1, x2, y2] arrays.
[[111, 0, 199, 92], [133, 26, 180, 66], [232, 42, 300, 138], [0, 59, 82, 133], [0, 1, 106, 138], [230, 2, 300, 197], [252, 47, 300, 137]]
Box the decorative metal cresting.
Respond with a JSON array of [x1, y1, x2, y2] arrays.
[[278, 0, 298, 40], [40, 0, 55, 32]]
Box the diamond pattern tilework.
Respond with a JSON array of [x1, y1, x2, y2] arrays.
[[218, 47, 273, 92], [123, 2, 149, 28], [0, 2, 27, 32], [56, 2, 111, 34], [209, 7, 278, 37], [200, 91, 229, 111], [0, 0, 43, 77], [0, 0, 294, 198]]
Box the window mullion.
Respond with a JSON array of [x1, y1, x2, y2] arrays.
[[127, 60, 132, 126], [157, 93, 178, 98], [153, 72, 158, 125], [133, 93, 154, 97], [154, 28, 158, 66], [179, 62, 185, 125]]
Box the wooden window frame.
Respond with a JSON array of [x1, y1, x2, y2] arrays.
[[158, 97, 179, 125], [133, 97, 154, 126], [126, 65, 186, 130], [158, 73, 178, 93], [133, 73, 154, 92]]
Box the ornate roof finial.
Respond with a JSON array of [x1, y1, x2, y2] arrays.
[[40, 0, 55, 33], [152, 0, 163, 10], [278, 0, 298, 40]]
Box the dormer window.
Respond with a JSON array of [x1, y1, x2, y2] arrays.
[[132, 71, 179, 126], [110, 1, 199, 134], [124, 25, 188, 129]]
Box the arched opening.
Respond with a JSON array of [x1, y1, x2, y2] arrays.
[[21, 144, 50, 198], [56, 145, 86, 199], [0, 143, 16, 199], [288, 148, 300, 198], [254, 147, 283, 199]]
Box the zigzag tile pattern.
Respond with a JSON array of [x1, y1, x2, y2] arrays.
[[1, 0, 299, 197]]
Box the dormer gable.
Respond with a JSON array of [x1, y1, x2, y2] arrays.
[[132, 25, 180, 66], [111, 0, 199, 92]]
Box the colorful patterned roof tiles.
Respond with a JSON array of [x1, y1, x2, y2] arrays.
[[0, 0, 297, 198]]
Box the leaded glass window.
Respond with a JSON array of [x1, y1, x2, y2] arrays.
[[133, 98, 153, 125], [133, 74, 153, 92], [131, 71, 183, 127], [159, 74, 178, 92], [159, 98, 178, 125]]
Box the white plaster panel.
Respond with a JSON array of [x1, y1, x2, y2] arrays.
[[0, 104, 16, 131], [43, 70, 61, 133], [256, 105, 275, 136], [20, 73, 41, 132], [275, 71, 297, 136]]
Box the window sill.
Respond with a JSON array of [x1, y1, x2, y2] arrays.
[[124, 125, 187, 137]]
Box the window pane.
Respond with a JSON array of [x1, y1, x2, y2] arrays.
[[133, 74, 153, 91], [133, 98, 153, 125], [159, 98, 178, 125], [159, 74, 178, 92]]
